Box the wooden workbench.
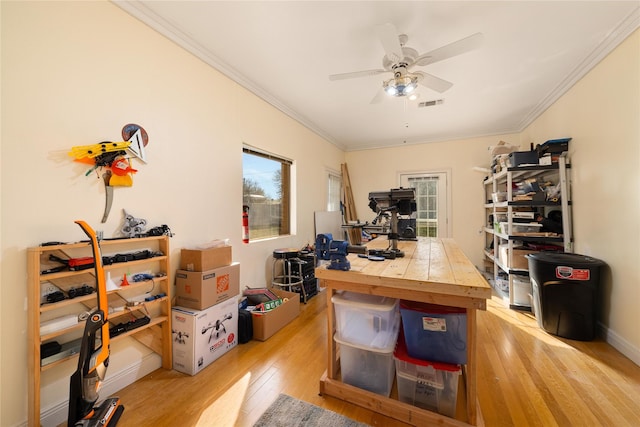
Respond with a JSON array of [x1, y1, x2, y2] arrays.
[[316, 237, 491, 426]]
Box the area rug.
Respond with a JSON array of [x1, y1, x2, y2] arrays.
[[253, 393, 370, 427]]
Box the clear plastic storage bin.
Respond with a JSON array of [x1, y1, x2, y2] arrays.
[[498, 222, 542, 234], [491, 191, 508, 203], [334, 331, 398, 397], [512, 275, 533, 306], [394, 331, 461, 417], [332, 291, 399, 349]]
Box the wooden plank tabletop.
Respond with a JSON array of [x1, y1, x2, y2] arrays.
[[316, 237, 491, 309]]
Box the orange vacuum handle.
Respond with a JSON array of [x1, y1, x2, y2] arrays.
[[74, 220, 110, 370]]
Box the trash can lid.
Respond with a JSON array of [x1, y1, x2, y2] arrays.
[[526, 252, 605, 267]]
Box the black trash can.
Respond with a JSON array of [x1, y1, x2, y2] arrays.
[[527, 252, 606, 341]]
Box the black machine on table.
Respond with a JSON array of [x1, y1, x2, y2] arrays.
[[316, 187, 418, 270], [68, 220, 124, 427], [366, 187, 417, 258]]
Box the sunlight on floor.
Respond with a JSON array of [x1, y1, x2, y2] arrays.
[[196, 371, 251, 427], [487, 294, 575, 349]]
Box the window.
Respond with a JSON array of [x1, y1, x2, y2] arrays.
[[242, 146, 292, 240], [327, 170, 342, 212], [399, 171, 450, 237]]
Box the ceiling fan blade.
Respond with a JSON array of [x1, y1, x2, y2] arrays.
[[415, 71, 453, 93], [415, 32, 484, 66], [329, 69, 387, 81], [376, 23, 403, 63], [370, 87, 386, 104]]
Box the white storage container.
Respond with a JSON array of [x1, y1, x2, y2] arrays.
[[513, 275, 533, 306], [491, 192, 508, 203], [498, 222, 542, 234], [394, 333, 461, 417], [332, 292, 399, 349], [335, 332, 397, 397]]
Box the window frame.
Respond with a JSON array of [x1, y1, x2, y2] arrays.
[[327, 168, 342, 212], [242, 145, 293, 241]]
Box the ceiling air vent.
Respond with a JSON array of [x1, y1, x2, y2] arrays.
[[418, 99, 444, 108]]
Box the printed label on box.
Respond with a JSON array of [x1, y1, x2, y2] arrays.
[[556, 266, 590, 280], [175, 264, 240, 310], [209, 332, 233, 354], [217, 274, 229, 293], [415, 382, 439, 403], [172, 297, 239, 375], [416, 366, 444, 389], [422, 317, 447, 332]]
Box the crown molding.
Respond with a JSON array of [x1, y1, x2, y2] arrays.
[[516, 5, 640, 131], [113, 1, 638, 152], [112, 1, 344, 150]]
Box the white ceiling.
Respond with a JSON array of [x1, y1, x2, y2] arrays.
[[116, 1, 639, 151]]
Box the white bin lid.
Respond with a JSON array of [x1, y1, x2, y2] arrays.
[[331, 291, 398, 311], [334, 332, 397, 354]]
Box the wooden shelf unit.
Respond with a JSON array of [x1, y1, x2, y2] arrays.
[[27, 236, 172, 427]]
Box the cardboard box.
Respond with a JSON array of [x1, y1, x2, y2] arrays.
[[180, 245, 232, 271], [250, 288, 300, 341], [499, 245, 537, 270], [171, 297, 238, 375], [175, 263, 240, 310]]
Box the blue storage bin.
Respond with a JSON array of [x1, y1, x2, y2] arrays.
[[400, 301, 467, 365]]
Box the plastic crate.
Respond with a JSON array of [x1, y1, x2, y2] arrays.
[[335, 332, 397, 397], [394, 334, 461, 417], [498, 222, 542, 234]]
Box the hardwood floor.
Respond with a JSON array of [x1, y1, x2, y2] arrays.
[[113, 290, 640, 426]]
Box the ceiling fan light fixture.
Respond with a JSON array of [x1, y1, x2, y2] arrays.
[[404, 82, 416, 94], [383, 74, 418, 97], [384, 84, 399, 96]]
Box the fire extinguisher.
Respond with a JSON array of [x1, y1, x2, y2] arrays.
[[242, 205, 250, 244]]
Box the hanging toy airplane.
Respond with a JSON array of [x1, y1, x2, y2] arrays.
[[68, 141, 131, 160], [66, 124, 149, 223]]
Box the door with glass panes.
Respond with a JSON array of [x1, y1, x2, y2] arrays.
[[399, 171, 450, 237]]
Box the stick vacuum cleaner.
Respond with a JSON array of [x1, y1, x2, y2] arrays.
[[68, 220, 124, 426]]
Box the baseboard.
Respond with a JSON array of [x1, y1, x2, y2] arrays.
[[599, 322, 640, 367], [37, 353, 162, 427]]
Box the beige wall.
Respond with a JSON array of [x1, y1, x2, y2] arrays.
[[1, 2, 343, 425], [2, 2, 638, 425], [520, 29, 640, 360]]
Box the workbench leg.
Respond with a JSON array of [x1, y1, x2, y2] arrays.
[[326, 284, 338, 379], [467, 308, 478, 425]]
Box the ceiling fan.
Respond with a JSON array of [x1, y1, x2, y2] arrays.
[[329, 23, 484, 103]]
